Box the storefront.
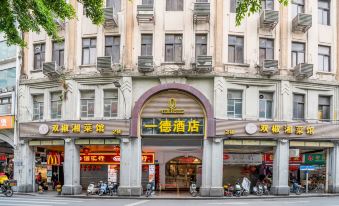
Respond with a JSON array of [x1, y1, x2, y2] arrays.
[[0, 115, 15, 178]]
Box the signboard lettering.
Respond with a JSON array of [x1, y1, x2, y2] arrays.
[[142, 118, 204, 135], [259, 124, 315, 135], [80, 153, 154, 165], [50, 123, 122, 135], [0, 116, 14, 130]]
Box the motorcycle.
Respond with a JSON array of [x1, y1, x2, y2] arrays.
[[223, 184, 233, 197], [263, 183, 270, 195], [98, 181, 109, 196], [253, 181, 264, 196], [234, 181, 242, 197], [0, 180, 14, 197], [145, 182, 153, 197], [240, 177, 250, 196], [108, 182, 119, 196], [290, 179, 302, 195], [86, 182, 99, 196], [189, 181, 198, 197]]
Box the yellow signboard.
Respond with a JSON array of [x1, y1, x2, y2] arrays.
[[259, 124, 315, 135]]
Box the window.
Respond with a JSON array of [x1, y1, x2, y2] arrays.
[[196, 0, 208, 2], [82, 38, 96, 65], [318, 96, 330, 121], [104, 90, 118, 117], [259, 92, 273, 119], [142, 0, 154, 5], [228, 35, 244, 63], [105, 36, 120, 63], [261, 0, 274, 10], [52, 41, 64, 66], [166, 0, 183, 11], [292, 0, 304, 17], [293, 94, 305, 120], [259, 38, 274, 64], [318, 45, 330, 72], [141, 34, 153, 56], [227, 90, 242, 118], [230, 0, 239, 13], [106, 0, 121, 12], [80, 90, 95, 118], [34, 43, 45, 70], [0, 68, 15, 88], [291, 42, 305, 67], [0, 96, 11, 115], [195, 34, 207, 58], [318, 0, 330, 25], [0, 41, 16, 61], [51, 92, 62, 119], [33, 95, 44, 120], [165, 34, 183, 62]]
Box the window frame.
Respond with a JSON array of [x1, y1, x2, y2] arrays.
[[33, 43, 46, 70], [291, 42, 305, 67], [166, 0, 184, 11], [318, 45, 331, 72], [259, 38, 274, 64], [195, 34, 208, 58], [103, 90, 118, 118], [318, 96, 331, 121], [50, 92, 62, 119], [82, 37, 97, 65], [293, 93, 305, 120], [52, 41, 65, 67], [165, 34, 183, 63], [318, 0, 330, 25], [259, 92, 273, 120], [80, 90, 95, 118], [230, 0, 239, 13], [292, 0, 305, 17], [0, 96, 12, 116], [141, 34, 153, 56], [227, 90, 243, 119], [32, 94, 44, 120], [261, 0, 274, 10], [228, 35, 244, 64], [105, 36, 121, 63]]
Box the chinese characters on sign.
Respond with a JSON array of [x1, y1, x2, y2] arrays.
[[0, 116, 14, 130], [224, 130, 236, 135], [51, 123, 122, 135], [141, 118, 204, 135], [259, 124, 315, 135], [80, 153, 155, 165]]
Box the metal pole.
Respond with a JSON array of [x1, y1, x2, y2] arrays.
[[306, 171, 309, 193]]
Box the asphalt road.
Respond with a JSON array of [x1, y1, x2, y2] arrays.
[[1, 196, 339, 206]]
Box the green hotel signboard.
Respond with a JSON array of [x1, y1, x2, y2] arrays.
[[304, 154, 325, 165]]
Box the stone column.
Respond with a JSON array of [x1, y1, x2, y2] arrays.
[[200, 138, 224, 197], [328, 142, 339, 193], [118, 137, 142, 196], [14, 142, 34, 192], [271, 139, 289, 195], [62, 139, 82, 195]]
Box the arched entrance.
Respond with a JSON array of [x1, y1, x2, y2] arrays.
[[165, 156, 202, 190], [0, 131, 15, 178]]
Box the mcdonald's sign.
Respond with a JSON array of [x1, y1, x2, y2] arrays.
[[47, 153, 61, 166]]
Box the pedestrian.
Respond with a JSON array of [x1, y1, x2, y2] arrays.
[[51, 172, 58, 189]]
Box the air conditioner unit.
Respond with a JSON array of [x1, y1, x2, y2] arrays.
[[195, 55, 212, 73], [259, 59, 278, 76], [138, 56, 154, 73], [104, 7, 118, 28], [96, 56, 112, 73], [260, 10, 279, 29], [42, 62, 63, 78], [293, 63, 313, 79], [292, 13, 312, 33]]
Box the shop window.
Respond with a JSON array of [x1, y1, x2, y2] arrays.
[[33, 94, 44, 120], [291, 42, 305, 67], [228, 35, 244, 64], [293, 94, 305, 120], [318, 96, 331, 121], [104, 90, 118, 117], [80, 90, 95, 118], [166, 0, 183, 11], [227, 90, 242, 118], [52, 41, 64, 67], [261, 0, 274, 10], [259, 92, 273, 119], [51, 92, 62, 119], [195, 34, 207, 58], [33, 43, 45, 70], [82, 38, 96, 65], [165, 34, 183, 62], [141, 34, 153, 56], [318, 0, 330, 25], [318, 45, 330, 72], [292, 0, 304, 17], [259, 38, 274, 64], [105, 36, 120, 64], [0, 96, 12, 115]]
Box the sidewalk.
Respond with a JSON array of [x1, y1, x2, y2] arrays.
[[14, 191, 339, 200]]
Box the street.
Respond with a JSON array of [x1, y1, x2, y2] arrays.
[[0, 196, 339, 206]]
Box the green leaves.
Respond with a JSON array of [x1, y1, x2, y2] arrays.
[[0, 0, 104, 47], [235, 0, 289, 26]]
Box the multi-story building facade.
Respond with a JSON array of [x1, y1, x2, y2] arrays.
[[16, 0, 339, 196], [0, 33, 18, 177]]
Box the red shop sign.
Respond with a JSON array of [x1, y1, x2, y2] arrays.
[[0, 154, 6, 161], [80, 153, 154, 165], [263, 153, 302, 164]]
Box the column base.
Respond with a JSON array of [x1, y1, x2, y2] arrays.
[[328, 185, 339, 193], [61, 185, 82, 195], [210, 187, 224, 197], [199, 187, 210, 197], [118, 186, 143, 196], [271, 186, 290, 195], [16, 184, 34, 193]]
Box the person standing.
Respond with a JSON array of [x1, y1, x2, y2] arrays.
[[51, 172, 58, 189]]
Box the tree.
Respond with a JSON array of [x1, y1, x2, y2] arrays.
[[236, 0, 289, 26], [0, 0, 104, 47]]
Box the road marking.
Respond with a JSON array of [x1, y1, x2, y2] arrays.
[[124, 200, 150, 206], [0, 204, 52, 206], [0, 199, 68, 204], [208, 203, 249, 205], [4, 197, 84, 202], [282, 201, 310, 204]]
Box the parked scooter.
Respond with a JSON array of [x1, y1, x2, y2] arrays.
[[223, 184, 233, 197], [87, 182, 100, 196], [290, 179, 302, 195], [189, 181, 198, 197], [98, 181, 109, 196], [240, 177, 250, 196], [145, 182, 153, 197], [234, 181, 242, 197], [253, 181, 264, 196], [0, 180, 14, 197], [108, 182, 119, 196]]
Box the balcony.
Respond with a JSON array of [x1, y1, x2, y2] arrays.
[[42, 62, 63, 79], [193, 3, 210, 23], [138, 56, 154, 73], [292, 13, 312, 33], [293, 63, 313, 79], [195, 56, 212, 73], [104, 7, 118, 28], [137, 4, 154, 24], [259, 59, 279, 76], [260, 10, 279, 30]]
